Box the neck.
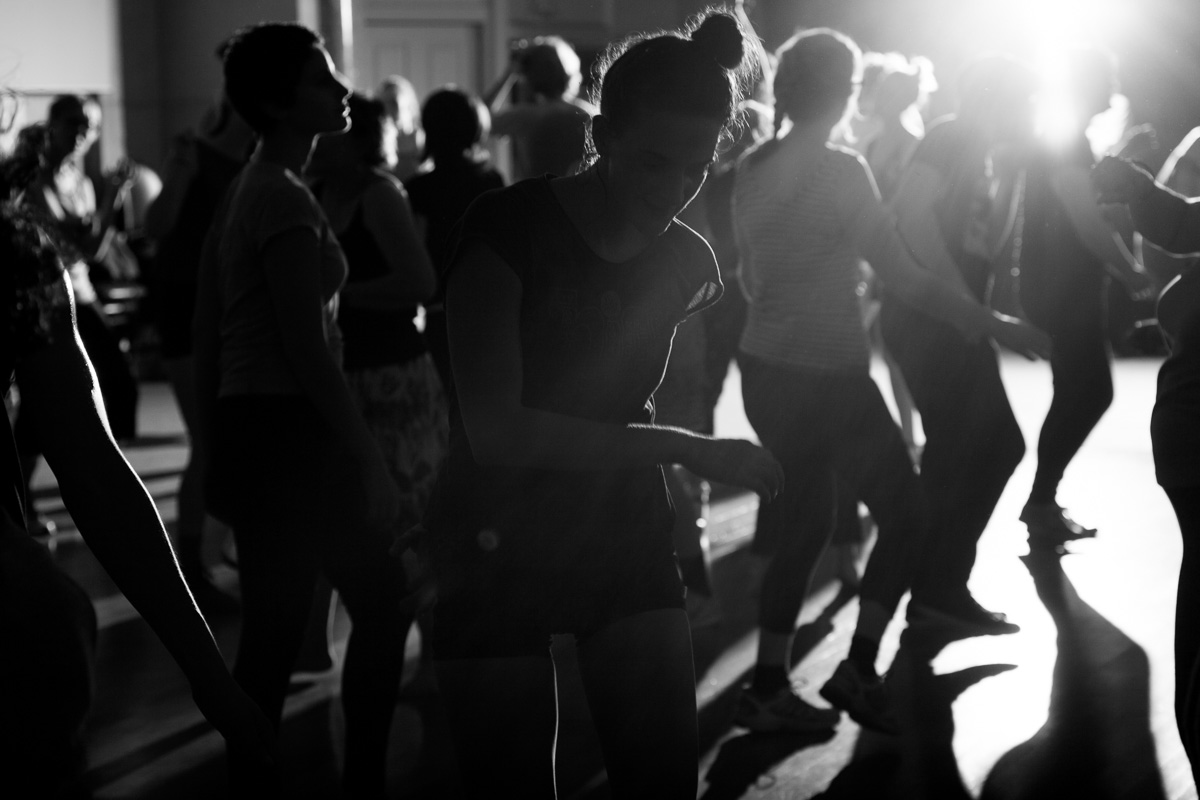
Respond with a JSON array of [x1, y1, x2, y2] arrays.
[[781, 117, 835, 147], [255, 131, 316, 175]]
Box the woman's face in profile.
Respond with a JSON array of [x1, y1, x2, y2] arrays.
[[284, 47, 352, 139]]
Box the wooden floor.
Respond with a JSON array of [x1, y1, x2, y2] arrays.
[[28, 353, 1197, 799]]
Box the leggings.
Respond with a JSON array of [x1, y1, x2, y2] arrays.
[[881, 302, 1026, 607], [209, 395, 411, 796], [1021, 273, 1113, 505], [740, 356, 926, 634], [1166, 485, 1200, 783]]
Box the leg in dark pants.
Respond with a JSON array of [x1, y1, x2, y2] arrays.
[[214, 397, 410, 798], [881, 303, 1025, 610], [742, 357, 925, 638], [1024, 278, 1113, 507], [1166, 486, 1200, 782]]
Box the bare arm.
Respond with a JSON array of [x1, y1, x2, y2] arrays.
[[18, 273, 275, 766], [447, 242, 783, 498], [852, 157, 1051, 358], [338, 178, 436, 309], [890, 162, 975, 296], [1093, 156, 1200, 255], [1051, 164, 1147, 285]]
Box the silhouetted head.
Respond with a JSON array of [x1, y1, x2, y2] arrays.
[[772, 28, 862, 140], [516, 36, 582, 99], [421, 86, 490, 164], [222, 23, 349, 138], [45, 94, 100, 162]]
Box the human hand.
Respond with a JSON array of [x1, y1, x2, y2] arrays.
[[1092, 156, 1155, 205], [989, 314, 1052, 360], [392, 523, 436, 613], [681, 438, 783, 503]]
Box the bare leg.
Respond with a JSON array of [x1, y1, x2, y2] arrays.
[[576, 609, 698, 799], [435, 654, 558, 798]]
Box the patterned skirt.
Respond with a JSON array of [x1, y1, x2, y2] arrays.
[[345, 355, 449, 534]]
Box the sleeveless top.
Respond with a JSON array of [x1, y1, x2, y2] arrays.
[[423, 177, 722, 579], [333, 201, 426, 371], [735, 145, 871, 373]]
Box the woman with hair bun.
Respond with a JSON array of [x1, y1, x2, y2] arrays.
[[421, 10, 780, 796]]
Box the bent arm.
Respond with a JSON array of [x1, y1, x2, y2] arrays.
[[840, 158, 989, 340], [890, 162, 974, 296], [1051, 165, 1144, 277], [339, 179, 436, 309], [262, 228, 379, 458], [448, 242, 710, 470]]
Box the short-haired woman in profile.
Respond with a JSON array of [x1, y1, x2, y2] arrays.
[[193, 23, 408, 797], [422, 10, 780, 797]]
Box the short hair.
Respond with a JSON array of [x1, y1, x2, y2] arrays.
[[222, 22, 322, 135], [517, 36, 581, 98], [345, 92, 388, 167], [421, 86, 490, 163]]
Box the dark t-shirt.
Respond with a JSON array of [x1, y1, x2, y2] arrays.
[[404, 159, 505, 279], [153, 139, 246, 357], [1153, 268, 1200, 488], [1020, 133, 1103, 308], [424, 177, 721, 594], [909, 116, 997, 302]]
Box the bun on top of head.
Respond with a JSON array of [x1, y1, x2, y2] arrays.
[[587, 9, 762, 163], [689, 12, 746, 72]]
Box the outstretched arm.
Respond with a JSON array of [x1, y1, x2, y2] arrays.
[[17, 272, 276, 768], [843, 156, 1050, 358]]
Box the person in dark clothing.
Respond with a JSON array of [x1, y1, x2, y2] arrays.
[[881, 55, 1048, 635], [193, 24, 409, 798], [1092, 153, 1200, 789], [1018, 47, 1154, 543], [404, 86, 504, 396], [419, 11, 781, 797], [145, 91, 255, 613]]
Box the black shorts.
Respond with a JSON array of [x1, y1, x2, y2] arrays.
[[431, 547, 685, 660]]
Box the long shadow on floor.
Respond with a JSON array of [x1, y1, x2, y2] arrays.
[[816, 548, 1167, 800], [979, 549, 1167, 800]]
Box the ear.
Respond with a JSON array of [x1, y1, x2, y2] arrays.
[[591, 114, 613, 157]]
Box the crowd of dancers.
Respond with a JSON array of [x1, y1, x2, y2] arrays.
[[3, 4, 1200, 798]]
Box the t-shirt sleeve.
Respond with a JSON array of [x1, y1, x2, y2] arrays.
[[670, 222, 723, 319], [255, 177, 322, 251], [444, 185, 531, 283]]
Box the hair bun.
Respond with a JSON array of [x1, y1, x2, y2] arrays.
[[690, 12, 745, 71]]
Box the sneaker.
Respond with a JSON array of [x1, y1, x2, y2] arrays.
[[734, 685, 841, 733], [819, 659, 899, 735], [908, 597, 1019, 637], [1020, 503, 1097, 543]]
